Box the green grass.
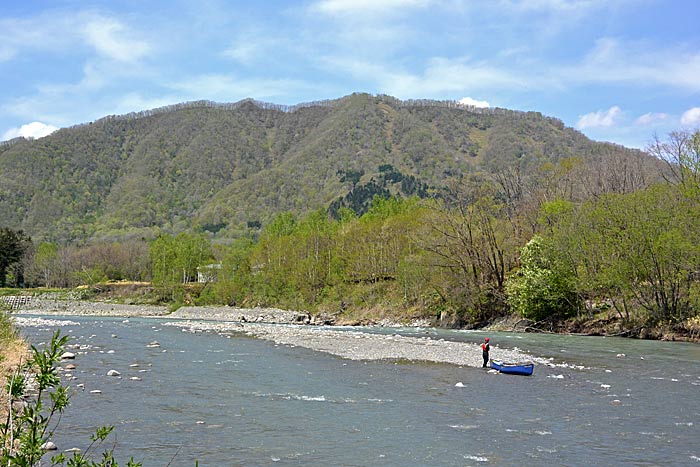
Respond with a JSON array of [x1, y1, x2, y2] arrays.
[[0, 310, 18, 347], [0, 287, 65, 297]]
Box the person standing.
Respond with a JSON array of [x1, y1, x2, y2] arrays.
[[481, 337, 490, 368]]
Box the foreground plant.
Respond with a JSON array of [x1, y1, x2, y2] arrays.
[[1, 330, 141, 467]]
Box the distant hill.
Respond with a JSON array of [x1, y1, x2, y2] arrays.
[[0, 93, 663, 243]]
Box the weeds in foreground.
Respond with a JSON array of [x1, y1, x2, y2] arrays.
[[0, 310, 18, 347]]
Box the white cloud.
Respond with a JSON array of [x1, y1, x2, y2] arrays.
[[500, 0, 609, 13], [459, 97, 490, 108], [0, 12, 151, 64], [0, 14, 75, 63], [635, 112, 668, 126], [313, 0, 430, 14], [560, 38, 700, 92], [167, 74, 313, 102], [2, 121, 58, 141], [82, 17, 150, 62], [112, 93, 182, 116], [223, 43, 258, 64], [321, 55, 523, 98], [576, 106, 621, 129], [0, 45, 15, 62], [681, 107, 700, 126], [221, 29, 285, 66]]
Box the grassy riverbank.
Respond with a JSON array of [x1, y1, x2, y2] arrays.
[[0, 310, 27, 420]]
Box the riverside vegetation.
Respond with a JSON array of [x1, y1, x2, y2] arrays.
[[3, 131, 700, 340], [1, 95, 699, 340]]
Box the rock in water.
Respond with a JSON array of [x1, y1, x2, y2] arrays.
[[106, 370, 121, 377]]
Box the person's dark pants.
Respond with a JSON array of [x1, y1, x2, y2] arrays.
[[483, 353, 489, 368]]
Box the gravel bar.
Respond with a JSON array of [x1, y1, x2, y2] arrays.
[[164, 321, 546, 368], [15, 300, 543, 368]]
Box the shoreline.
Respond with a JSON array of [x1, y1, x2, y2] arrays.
[[13, 299, 550, 369]]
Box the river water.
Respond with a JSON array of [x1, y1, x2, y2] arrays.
[[16, 316, 700, 467]]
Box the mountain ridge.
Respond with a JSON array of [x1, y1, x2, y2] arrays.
[[0, 93, 661, 243]]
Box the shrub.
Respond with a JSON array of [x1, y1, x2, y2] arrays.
[[506, 235, 579, 321]]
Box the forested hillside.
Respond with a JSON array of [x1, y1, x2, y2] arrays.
[[0, 93, 663, 243]]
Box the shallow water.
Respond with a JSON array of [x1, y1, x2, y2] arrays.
[[16, 316, 700, 467]]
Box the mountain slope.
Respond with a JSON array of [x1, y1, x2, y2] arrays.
[[0, 94, 662, 243]]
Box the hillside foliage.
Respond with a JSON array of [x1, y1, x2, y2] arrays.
[[0, 94, 662, 243]]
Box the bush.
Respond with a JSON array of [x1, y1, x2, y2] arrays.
[[506, 235, 579, 321], [0, 310, 18, 345]]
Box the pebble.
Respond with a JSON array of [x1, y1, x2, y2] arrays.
[[161, 321, 541, 367]]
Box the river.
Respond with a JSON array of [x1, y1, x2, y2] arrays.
[[16, 316, 700, 467]]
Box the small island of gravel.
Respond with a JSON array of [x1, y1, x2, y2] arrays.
[[14, 298, 544, 368]]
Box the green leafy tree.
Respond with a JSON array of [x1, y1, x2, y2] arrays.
[[149, 234, 180, 287], [248, 212, 312, 306], [33, 242, 60, 287], [506, 235, 579, 321], [525, 179, 700, 326], [205, 237, 256, 306], [0, 228, 31, 287], [149, 233, 213, 302], [176, 233, 213, 284], [336, 197, 420, 284], [286, 210, 338, 304], [562, 186, 700, 323]]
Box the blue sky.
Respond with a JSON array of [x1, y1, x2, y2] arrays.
[[1, 0, 699, 149]]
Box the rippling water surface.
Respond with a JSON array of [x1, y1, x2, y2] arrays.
[[16, 316, 700, 466]]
